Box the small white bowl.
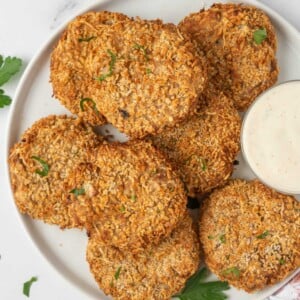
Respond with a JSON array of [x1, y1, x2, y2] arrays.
[[241, 80, 300, 195]]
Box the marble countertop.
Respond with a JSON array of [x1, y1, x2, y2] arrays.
[[0, 1, 299, 299]]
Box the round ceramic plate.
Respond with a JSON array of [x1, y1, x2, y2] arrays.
[[5, 0, 300, 299]]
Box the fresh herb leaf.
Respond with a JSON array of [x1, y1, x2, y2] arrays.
[[222, 267, 240, 277], [114, 266, 122, 280], [146, 68, 152, 74], [0, 55, 3, 68], [31, 156, 50, 177], [219, 234, 226, 244], [131, 194, 137, 202], [257, 230, 269, 239], [23, 276, 38, 297], [186, 155, 207, 171], [279, 258, 286, 265], [80, 98, 99, 115], [253, 28, 267, 45], [120, 205, 126, 212], [95, 50, 117, 82], [0, 89, 12, 108], [78, 36, 96, 42], [133, 43, 149, 61], [0, 56, 22, 86], [70, 188, 85, 197], [174, 267, 229, 300], [208, 235, 214, 240]]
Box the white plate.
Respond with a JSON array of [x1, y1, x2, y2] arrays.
[[5, 0, 300, 299]]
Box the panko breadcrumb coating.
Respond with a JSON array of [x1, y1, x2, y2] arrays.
[[8, 115, 102, 228], [199, 179, 300, 292], [149, 92, 241, 197], [179, 3, 278, 111], [86, 212, 200, 300], [50, 11, 130, 125], [64, 140, 187, 252], [51, 11, 207, 138]]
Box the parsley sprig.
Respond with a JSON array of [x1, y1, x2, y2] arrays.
[[23, 276, 38, 297], [31, 156, 50, 177], [174, 267, 229, 300], [253, 28, 267, 45], [0, 55, 22, 108]]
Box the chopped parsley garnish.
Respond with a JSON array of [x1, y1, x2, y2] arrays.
[[70, 188, 85, 197], [257, 230, 269, 239], [219, 234, 226, 244], [133, 43, 149, 61], [114, 266, 122, 280], [208, 235, 214, 240], [222, 267, 240, 277], [253, 28, 267, 45], [31, 156, 50, 177], [174, 267, 230, 300], [130, 194, 137, 202], [186, 155, 207, 171], [80, 98, 99, 115], [279, 258, 286, 265], [95, 49, 117, 82], [78, 36, 96, 42], [120, 205, 126, 212], [146, 68, 152, 74], [23, 276, 38, 297], [0, 55, 22, 108]]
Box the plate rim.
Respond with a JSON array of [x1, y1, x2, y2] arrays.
[[4, 0, 300, 299]]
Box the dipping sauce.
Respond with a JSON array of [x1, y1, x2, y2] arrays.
[[242, 81, 300, 194]]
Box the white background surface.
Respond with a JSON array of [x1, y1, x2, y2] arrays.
[[0, 1, 299, 299]]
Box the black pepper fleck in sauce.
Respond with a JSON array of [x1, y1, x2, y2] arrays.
[[118, 109, 130, 119]]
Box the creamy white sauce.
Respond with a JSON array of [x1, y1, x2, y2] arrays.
[[242, 81, 300, 194]]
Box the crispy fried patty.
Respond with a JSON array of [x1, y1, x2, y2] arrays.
[[50, 12, 130, 125], [64, 140, 187, 252], [179, 3, 278, 111], [86, 212, 200, 300], [8, 115, 102, 228], [51, 11, 207, 138], [149, 92, 241, 197], [199, 179, 300, 292]]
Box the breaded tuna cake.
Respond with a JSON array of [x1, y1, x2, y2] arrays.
[[64, 140, 187, 252], [51, 11, 207, 138], [179, 3, 278, 111], [199, 179, 300, 292], [149, 92, 241, 197], [86, 212, 200, 300], [8, 115, 102, 228], [50, 11, 130, 125]]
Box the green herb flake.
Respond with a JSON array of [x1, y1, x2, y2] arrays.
[[23, 276, 38, 297], [146, 68, 152, 74], [219, 234, 226, 244], [80, 97, 99, 115], [96, 50, 117, 82], [0, 55, 22, 86], [0, 89, 12, 108], [253, 28, 267, 45], [257, 230, 269, 239], [222, 267, 240, 277], [70, 188, 85, 197], [31, 156, 50, 177], [114, 266, 122, 280], [78, 36, 96, 43], [174, 267, 230, 300], [133, 43, 149, 61], [130, 194, 137, 202], [208, 235, 214, 240], [120, 205, 126, 212], [279, 258, 286, 265]]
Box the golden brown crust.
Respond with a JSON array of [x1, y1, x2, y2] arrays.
[[199, 179, 300, 292], [64, 140, 187, 252], [148, 92, 241, 197], [86, 212, 200, 300], [51, 11, 207, 138], [8, 115, 102, 228], [50, 11, 130, 125], [179, 3, 278, 111]]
